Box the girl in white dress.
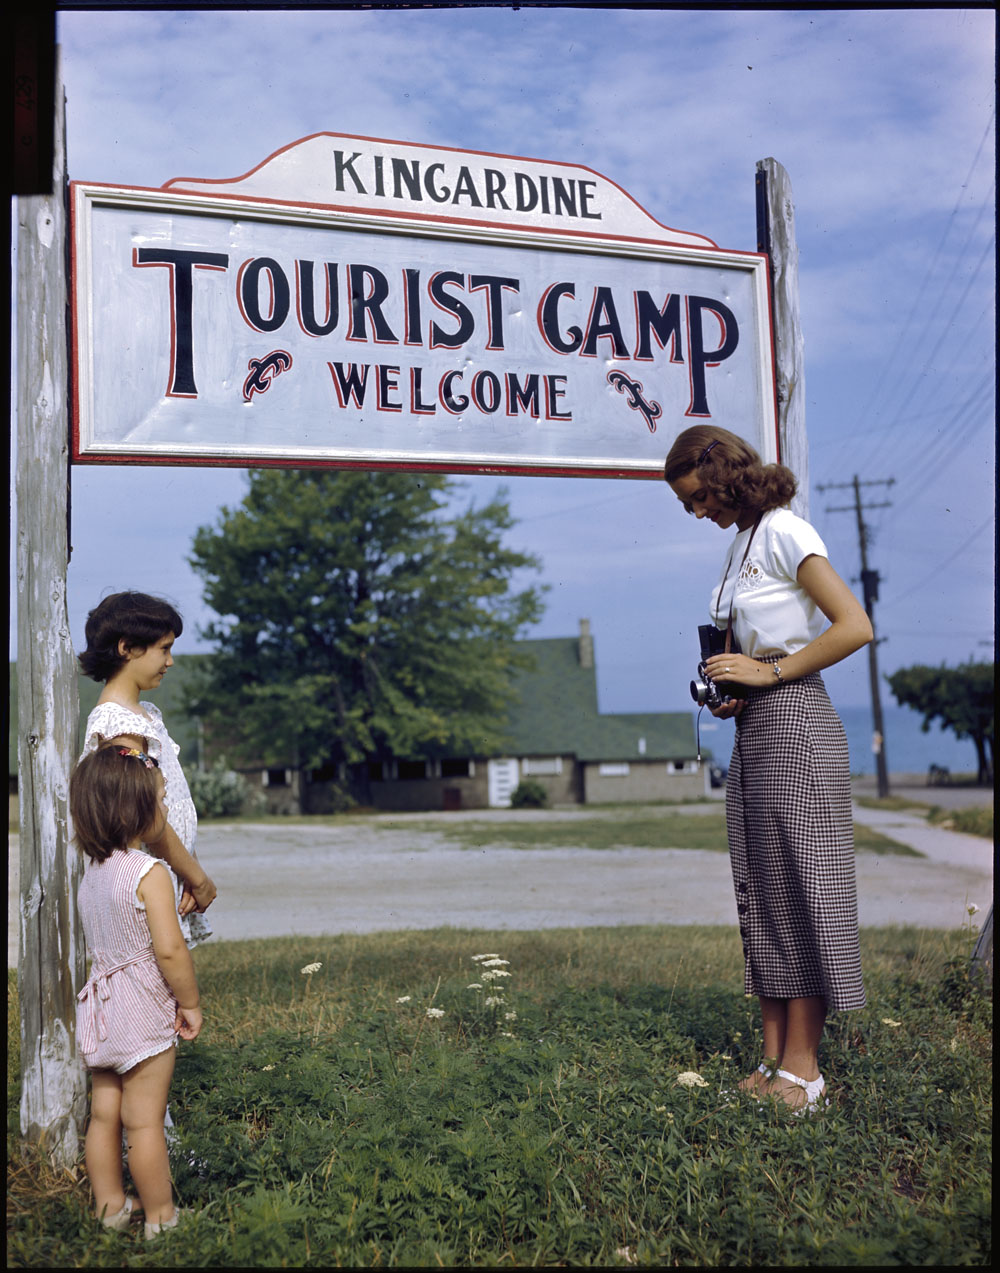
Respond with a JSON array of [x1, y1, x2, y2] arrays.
[[72, 745, 203, 1239], [78, 593, 216, 946]]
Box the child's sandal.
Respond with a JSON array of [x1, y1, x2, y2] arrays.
[[99, 1196, 137, 1231], [144, 1208, 182, 1240]]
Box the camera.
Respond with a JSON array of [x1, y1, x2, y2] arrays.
[[690, 625, 746, 709]]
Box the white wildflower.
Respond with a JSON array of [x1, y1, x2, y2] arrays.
[[501, 1030, 515, 1038], [881, 1018, 902, 1028], [425, 1007, 445, 1019], [471, 953, 500, 962], [504, 1011, 517, 1022], [616, 1247, 637, 1265], [466, 983, 483, 990], [485, 996, 504, 1007], [481, 958, 510, 967], [676, 1071, 709, 1089], [967, 903, 980, 915], [480, 969, 511, 980], [262, 1064, 275, 1072], [654, 1105, 666, 1113], [396, 995, 412, 1004], [300, 962, 322, 976]]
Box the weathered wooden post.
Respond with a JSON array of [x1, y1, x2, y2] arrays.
[[756, 158, 808, 518], [15, 53, 87, 1166]]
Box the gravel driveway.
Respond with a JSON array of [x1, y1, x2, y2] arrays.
[[10, 788, 991, 965]]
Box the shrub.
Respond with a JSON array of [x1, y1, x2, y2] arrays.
[[185, 758, 260, 819], [510, 779, 548, 808]]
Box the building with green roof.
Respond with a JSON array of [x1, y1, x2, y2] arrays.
[[10, 624, 704, 816], [358, 621, 704, 811]]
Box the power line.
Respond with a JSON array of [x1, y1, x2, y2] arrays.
[[862, 108, 995, 428], [883, 515, 994, 608]]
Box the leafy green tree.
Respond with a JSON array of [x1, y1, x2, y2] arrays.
[[886, 662, 994, 784], [188, 469, 544, 803]]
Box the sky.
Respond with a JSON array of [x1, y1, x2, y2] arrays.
[[11, 3, 996, 733]]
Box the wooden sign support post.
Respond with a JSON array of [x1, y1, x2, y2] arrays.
[[15, 55, 87, 1167], [756, 157, 809, 518]]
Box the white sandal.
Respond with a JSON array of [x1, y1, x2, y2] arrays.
[[774, 1068, 829, 1115], [144, 1208, 182, 1240], [98, 1196, 136, 1231], [721, 1061, 773, 1099]]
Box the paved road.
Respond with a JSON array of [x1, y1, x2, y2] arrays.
[[9, 788, 992, 965]]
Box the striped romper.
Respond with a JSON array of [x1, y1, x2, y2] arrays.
[[76, 849, 178, 1074]]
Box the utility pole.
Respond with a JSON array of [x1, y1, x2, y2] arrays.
[[817, 476, 895, 798]]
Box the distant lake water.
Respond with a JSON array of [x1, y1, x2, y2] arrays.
[[694, 702, 982, 778], [837, 703, 981, 777]]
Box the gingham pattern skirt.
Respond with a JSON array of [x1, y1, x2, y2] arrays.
[[726, 666, 866, 1011]]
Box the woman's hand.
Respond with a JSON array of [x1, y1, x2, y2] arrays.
[[703, 653, 772, 689], [709, 698, 745, 720]]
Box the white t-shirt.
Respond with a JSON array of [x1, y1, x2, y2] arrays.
[[708, 508, 829, 658]]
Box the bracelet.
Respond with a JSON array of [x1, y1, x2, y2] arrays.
[[772, 663, 784, 682]]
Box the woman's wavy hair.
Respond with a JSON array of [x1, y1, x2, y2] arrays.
[[70, 746, 162, 863], [78, 591, 183, 683], [663, 425, 797, 516]]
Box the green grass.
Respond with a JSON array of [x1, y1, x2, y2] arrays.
[[926, 805, 994, 839], [398, 811, 916, 856], [854, 795, 993, 841], [8, 924, 991, 1267]]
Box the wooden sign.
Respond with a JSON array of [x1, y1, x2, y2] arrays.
[[71, 133, 778, 475]]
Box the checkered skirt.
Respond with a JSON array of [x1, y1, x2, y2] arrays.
[[726, 666, 866, 1011]]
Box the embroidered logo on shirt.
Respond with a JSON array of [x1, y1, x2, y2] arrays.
[[737, 558, 764, 590]]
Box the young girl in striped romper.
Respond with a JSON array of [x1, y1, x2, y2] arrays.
[[72, 746, 203, 1239], [666, 425, 873, 1113]]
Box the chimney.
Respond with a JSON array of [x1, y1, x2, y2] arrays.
[[578, 618, 594, 668]]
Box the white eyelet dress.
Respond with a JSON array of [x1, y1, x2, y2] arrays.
[[82, 701, 212, 948], [76, 849, 178, 1073]]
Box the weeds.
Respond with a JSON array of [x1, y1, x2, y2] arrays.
[[855, 794, 993, 840], [926, 805, 993, 839], [8, 925, 991, 1267]]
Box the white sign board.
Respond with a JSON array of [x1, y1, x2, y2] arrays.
[[72, 133, 777, 475]]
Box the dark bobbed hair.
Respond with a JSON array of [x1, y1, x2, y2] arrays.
[[663, 425, 797, 516], [78, 592, 183, 683], [70, 746, 163, 864]]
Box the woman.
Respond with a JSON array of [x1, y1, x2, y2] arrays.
[[664, 425, 873, 1112]]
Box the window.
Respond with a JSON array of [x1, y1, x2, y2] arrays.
[[263, 768, 290, 788], [397, 759, 428, 781], [522, 756, 562, 776], [598, 762, 630, 777], [441, 757, 472, 778]]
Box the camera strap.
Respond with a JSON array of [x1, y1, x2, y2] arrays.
[[715, 513, 763, 652]]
